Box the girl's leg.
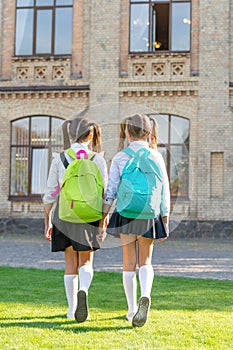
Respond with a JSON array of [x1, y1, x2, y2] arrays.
[[132, 236, 154, 327], [78, 251, 94, 294], [75, 250, 94, 323], [64, 246, 79, 318], [138, 236, 154, 298], [120, 234, 138, 321]]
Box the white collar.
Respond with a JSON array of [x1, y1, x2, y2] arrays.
[[128, 140, 149, 147], [71, 142, 90, 150]]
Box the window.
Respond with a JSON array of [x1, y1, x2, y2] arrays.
[[150, 114, 190, 198], [10, 116, 64, 198], [15, 0, 73, 56], [130, 0, 191, 53]]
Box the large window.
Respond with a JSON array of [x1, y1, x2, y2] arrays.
[[130, 0, 191, 53], [150, 114, 190, 198], [10, 116, 64, 198], [15, 0, 73, 56]]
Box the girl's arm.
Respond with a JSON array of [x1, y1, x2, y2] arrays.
[[43, 156, 60, 241], [97, 155, 121, 242], [44, 203, 53, 241], [156, 153, 170, 234]]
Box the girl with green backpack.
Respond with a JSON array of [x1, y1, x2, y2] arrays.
[[43, 115, 108, 323], [99, 114, 170, 327]]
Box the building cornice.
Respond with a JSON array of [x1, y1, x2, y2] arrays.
[[0, 85, 90, 99], [0, 85, 89, 92]]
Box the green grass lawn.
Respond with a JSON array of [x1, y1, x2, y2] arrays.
[[0, 267, 232, 350]]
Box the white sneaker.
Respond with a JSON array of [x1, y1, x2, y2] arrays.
[[125, 312, 135, 322], [75, 290, 88, 323], [132, 296, 150, 327], [66, 312, 74, 319]]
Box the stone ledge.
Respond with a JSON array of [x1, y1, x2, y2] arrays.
[[0, 218, 232, 240], [0, 218, 44, 235], [170, 220, 233, 240]]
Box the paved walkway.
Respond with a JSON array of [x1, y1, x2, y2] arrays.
[[0, 233, 232, 280]]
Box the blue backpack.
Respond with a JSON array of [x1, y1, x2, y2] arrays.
[[116, 147, 163, 219]]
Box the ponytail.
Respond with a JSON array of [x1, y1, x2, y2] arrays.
[[149, 117, 158, 150], [62, 119, 72, 149], [90, 123, 102, 152], [62, 116, 102, 153], [118, 116, 128, 151]]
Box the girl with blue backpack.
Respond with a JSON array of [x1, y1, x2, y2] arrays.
[[43, 115, 108, 323], [99, 114, 170, 327]]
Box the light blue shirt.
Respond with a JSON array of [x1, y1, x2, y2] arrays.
[[105, 141, 170, 217]]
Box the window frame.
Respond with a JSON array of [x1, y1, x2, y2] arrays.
[[149, 114, 190, 200], [129, 0, 191, 54], [15, 0, 73, 57], [9, 115, 64, 200]]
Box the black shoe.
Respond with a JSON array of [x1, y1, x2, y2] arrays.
[[75, 290, 88, 323], [132, 296, 150, 327]]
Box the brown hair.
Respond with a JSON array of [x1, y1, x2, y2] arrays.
[[118, 114, 159, 151], [117, 116, 128, 151], [62, 117, 102, 152], [148, 116, 158, 149], [89, 122, 102, 152]]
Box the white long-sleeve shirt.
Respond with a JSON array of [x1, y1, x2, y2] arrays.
[[43, 142, 108, 205], [105, 140, 170, 217]]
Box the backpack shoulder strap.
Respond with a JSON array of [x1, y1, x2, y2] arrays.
[[135, 147, 150, 158], [64, 148, 77, 159], [121, 147, 136, 158], [88, 151, 96, 161], [60, 152, 69, 169]]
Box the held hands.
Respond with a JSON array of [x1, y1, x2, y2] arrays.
[[97, 215, 109, 243]]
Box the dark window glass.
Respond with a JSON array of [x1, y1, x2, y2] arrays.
[[150, 114, 190, 198], [15, 1, 73, 56], [130, 0, 191, 53], [153, 4, 169, 51], [10, 116, 64, 197]]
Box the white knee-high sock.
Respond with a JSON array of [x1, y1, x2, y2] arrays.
[[64, 274, 78, 317], [79, 265, 93, 294], [123, 271, 137, 315], [139, 265, 154, 299]]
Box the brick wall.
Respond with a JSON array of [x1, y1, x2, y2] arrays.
[[0, 0, 233, 226], [197, 0, 233, 220]]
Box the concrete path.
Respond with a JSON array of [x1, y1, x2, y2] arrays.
[[0, 233, 232, 280]]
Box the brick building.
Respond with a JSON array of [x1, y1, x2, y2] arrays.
[[0, 0, 232, 236]]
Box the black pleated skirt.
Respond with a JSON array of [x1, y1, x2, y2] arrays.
[[51, 203, 100, 252], [107, 211, 168, 240]]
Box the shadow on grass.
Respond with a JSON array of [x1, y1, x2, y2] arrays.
[[1, 267, 233, 313], [0, 317, 132, 333]]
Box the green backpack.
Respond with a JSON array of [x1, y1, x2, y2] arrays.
[[58, 148, 104, 223]]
